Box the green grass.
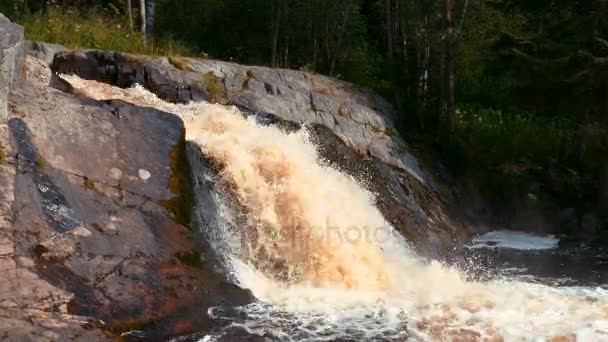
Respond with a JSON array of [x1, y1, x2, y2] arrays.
[[14, 8, 194, 57], [202, 72, 219, 96], [168, 56, 193, 71]]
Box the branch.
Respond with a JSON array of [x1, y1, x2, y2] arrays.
[[456, 0, 469, 33], [595, 37, 608, 51], [511, 48, 608, 74]]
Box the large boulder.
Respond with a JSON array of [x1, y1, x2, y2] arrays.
[[0, 13, 24, 123], [49, 49, 469, 258], [0, 45, 252, 341], [50, 50, 430, 188], [23, 40, 68, 65], [0, 14, 469, 339], [51, 50, 470, 255]]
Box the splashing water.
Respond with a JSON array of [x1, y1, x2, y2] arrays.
[[62, 74, 608, 341]]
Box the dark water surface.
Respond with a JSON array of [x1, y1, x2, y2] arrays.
[[163, 233, 608, 342], [461, 237, 608, 288]]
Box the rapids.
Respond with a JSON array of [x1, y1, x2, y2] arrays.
[[62, 74, 608, 341]]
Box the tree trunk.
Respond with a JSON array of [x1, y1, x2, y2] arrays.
[[442, 0, 455, 132], [457, 0, 469, 32], [139, 0, 146, 44], [397, 0, 410, 98], [127, 0, 134, 35], [329, 2, 352, 76], [271, 0, 283, 67], [417, 0, 431, 128], [309, 0, 317, 70], [283, 0, 289, 67], [600, 159, 608, 208], [601, 80, 608, 123], [145, 0, 155, 35], [385, 0, 394, 56]]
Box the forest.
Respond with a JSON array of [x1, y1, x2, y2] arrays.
[[2, 0, 608, 233]]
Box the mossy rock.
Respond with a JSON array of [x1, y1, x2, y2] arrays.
[[168, 56, 193, 71], [162, 129, 194, 227], [202, 71, 227, 103]]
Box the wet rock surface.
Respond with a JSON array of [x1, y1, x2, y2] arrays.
[[50, 48, 469, 256], [462, 238, 608, 287], [24, 40, 68, 65], [0, 22, 253, 340], [310, 124, 467, 258], [50, 49, 430, 188], [0, 13, 24, 122], [1, 15, 468, 340]]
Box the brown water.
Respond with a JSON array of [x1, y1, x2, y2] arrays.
[[63, 74, 608, 341]]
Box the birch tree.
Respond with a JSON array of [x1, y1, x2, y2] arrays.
[[145, 0, 156, 35], [140, 0, 146, 43]]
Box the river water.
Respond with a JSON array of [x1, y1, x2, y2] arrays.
[[62, 74, 608, 342]]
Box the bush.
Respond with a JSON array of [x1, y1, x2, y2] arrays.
[[437, 105, 608, 212], [452, 106, 579, 168]]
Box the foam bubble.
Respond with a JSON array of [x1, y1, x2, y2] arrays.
[[468, 230, 559, 250], [62, 74, 608, 341]]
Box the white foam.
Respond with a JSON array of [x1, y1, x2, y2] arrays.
[[62, 75, 608, 342], [467, 230, 559, 250]]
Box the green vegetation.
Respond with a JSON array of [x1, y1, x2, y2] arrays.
[[163, 130, 193, 228], [439, 107, 607, 212], [167, 56, 192, 71], [448, 107, 606, 172], [174, 250, 203, 269], [3, 0, 608, 232], [202, 72, 221, 100], [11, 7, 192, 56]]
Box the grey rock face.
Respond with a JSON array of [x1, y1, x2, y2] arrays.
[[0, 49, 253, 340], [50, 50, 468, 254], [51, 50, 430, 187], [0, 13, 469, 340], [24, 40, 68, 65], [0, 13, 24, 123], [49, 50, 469, 255]]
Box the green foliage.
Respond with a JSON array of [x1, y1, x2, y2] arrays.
[[451, 107, 576, 166], [168, 56, 192, 71], [443, 105, 606, 173], [436, 105, 607, 211], [202, 72, 221, 99], [14, 7, 193, 56], [4, 0, 608, 230]]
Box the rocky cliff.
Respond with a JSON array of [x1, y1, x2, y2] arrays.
[[0, 15, 468, 340]]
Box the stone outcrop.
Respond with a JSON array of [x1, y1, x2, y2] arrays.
[[50, 50, 430, 188], [0, 13, 469, 340], [49, 50, 468, 258], [24, 40, 68, 65], [1, 20, 253, 341], [0, 13, 24, 123]]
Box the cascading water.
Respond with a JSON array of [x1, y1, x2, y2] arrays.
[[62, 74, 608, 341]]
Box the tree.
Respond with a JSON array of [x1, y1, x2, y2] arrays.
[[329, 1, 353, 75], [442, 0, 455, 131], [140, 0, 146, 43], [145, 0, 155, 35], [127, 0, 133, 35], [271, 0, 283, 67]]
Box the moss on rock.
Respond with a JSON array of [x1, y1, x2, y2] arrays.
[[168, 56, 192, 71], [162, 128, 194, 228]]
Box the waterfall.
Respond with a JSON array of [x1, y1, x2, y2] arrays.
[[62, 74, 608, 341]]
